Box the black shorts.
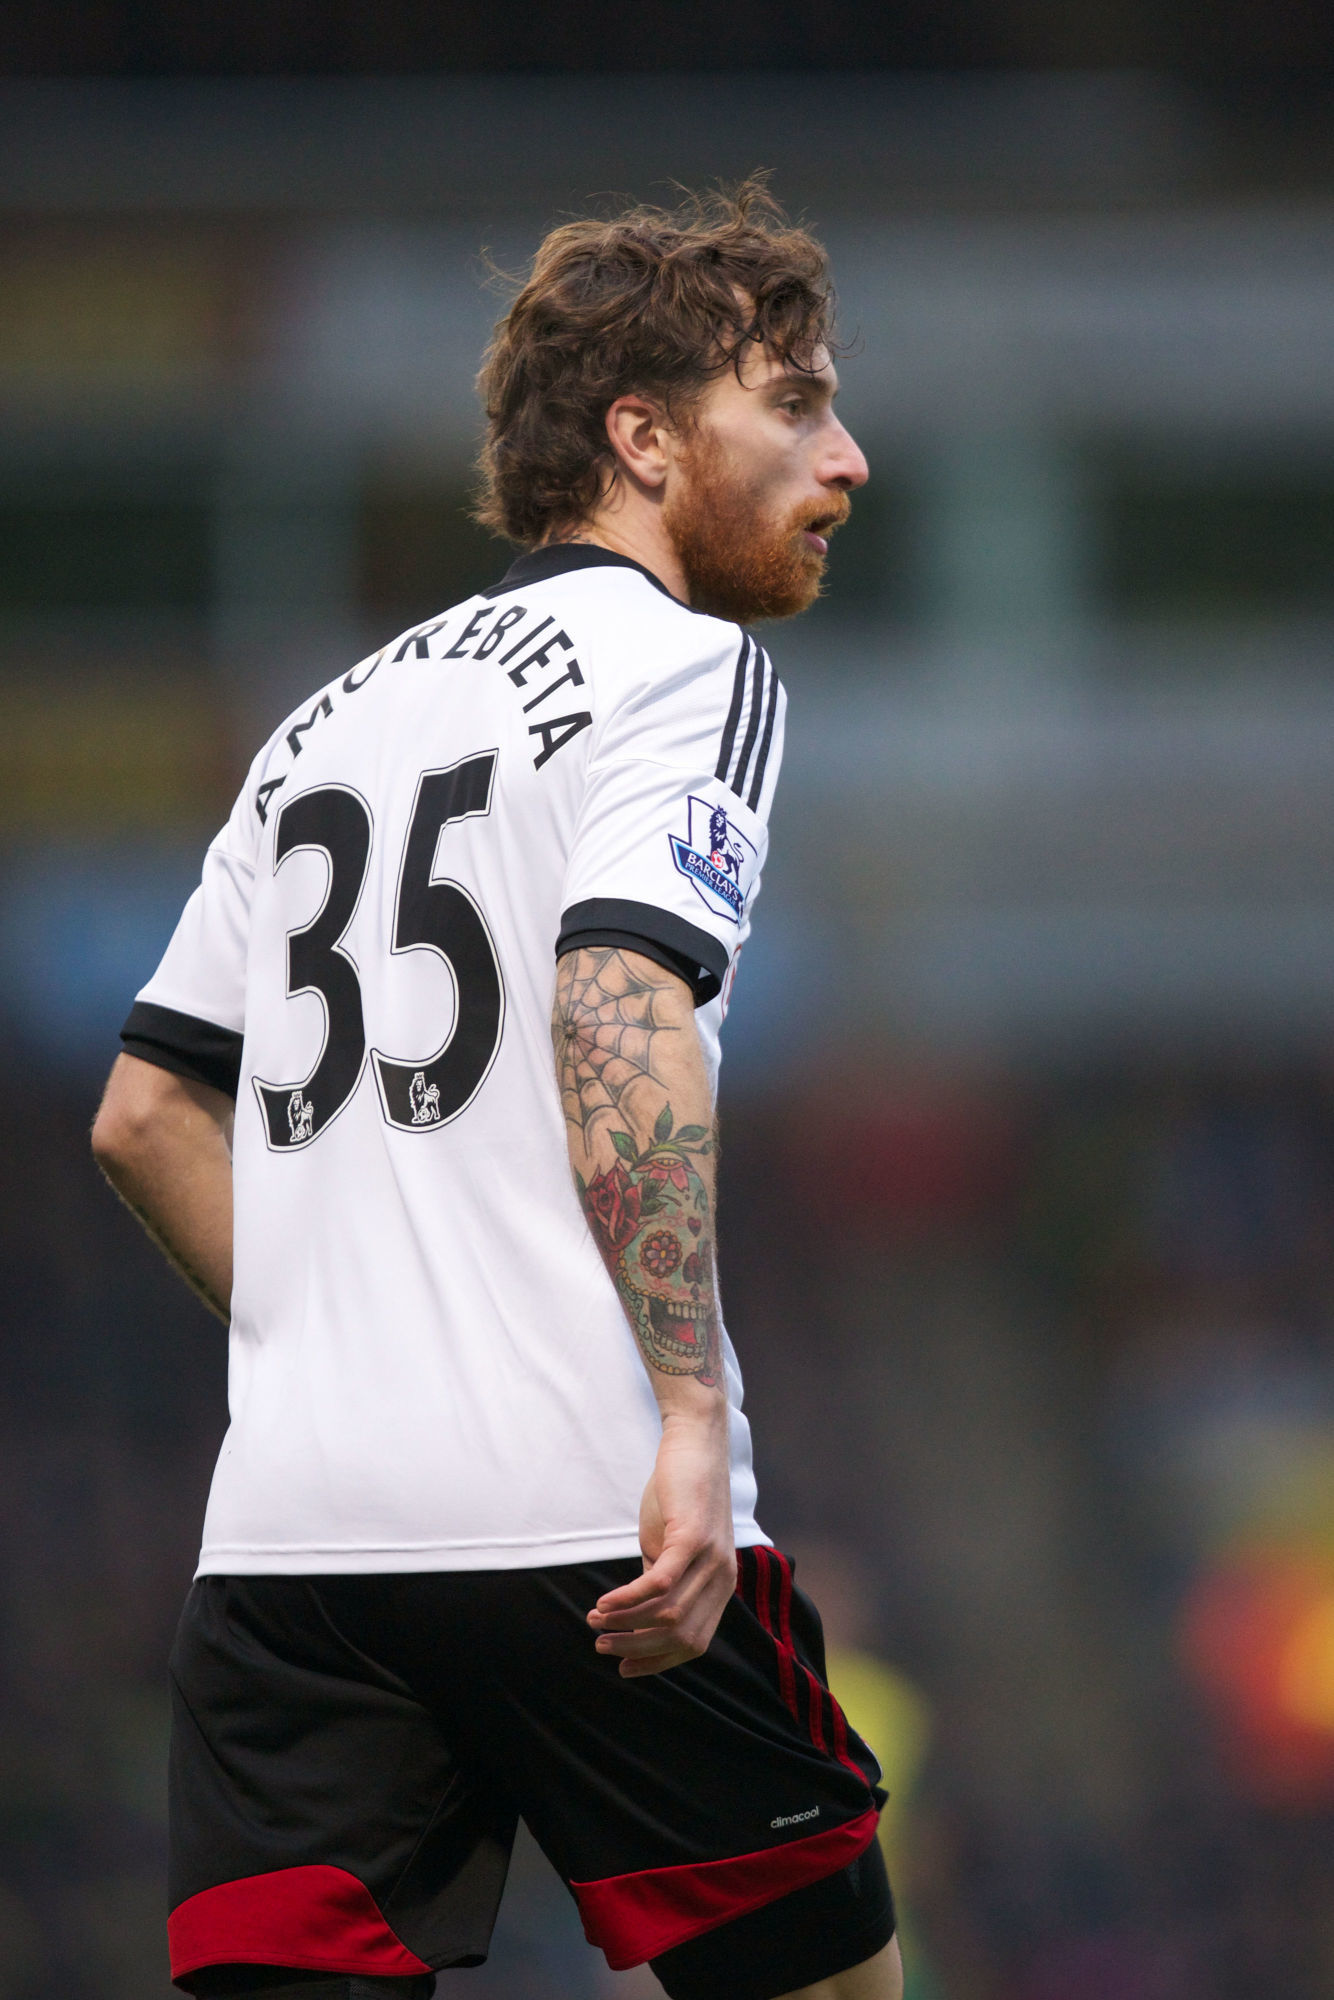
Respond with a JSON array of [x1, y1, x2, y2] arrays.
[[167, 1551, 893, 2000]]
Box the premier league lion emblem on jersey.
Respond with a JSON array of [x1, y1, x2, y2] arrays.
[[287, 1090, 314, 1143], [669, 796, 758, 923], [408, 1071, 441, 1125]]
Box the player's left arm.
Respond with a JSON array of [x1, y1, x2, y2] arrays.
[[553, 942, 736, 1676], [92, 1053, 234, 1322]]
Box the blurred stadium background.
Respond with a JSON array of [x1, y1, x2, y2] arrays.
[[3, 21, 1334, 2000]]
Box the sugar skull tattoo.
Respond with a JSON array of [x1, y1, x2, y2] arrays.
[[581, 1109, 720, 1384]]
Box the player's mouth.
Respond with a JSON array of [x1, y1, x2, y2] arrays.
[[798, 507, 848, 558]]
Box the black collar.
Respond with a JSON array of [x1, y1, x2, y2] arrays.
[[483, 542, 683, 604]]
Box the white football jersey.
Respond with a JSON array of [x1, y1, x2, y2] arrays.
[[124, 546, 786, 1574]]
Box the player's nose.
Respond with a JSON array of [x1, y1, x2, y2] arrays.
[[821, 416, 869, 492]]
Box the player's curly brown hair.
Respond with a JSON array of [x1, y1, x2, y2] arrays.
[[473, 179, 838, 548]]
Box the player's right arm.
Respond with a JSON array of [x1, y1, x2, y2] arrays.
[[552, 944, 735, 1678], [92, 1055, 234, 1322], [92, 726, 265, 1325]]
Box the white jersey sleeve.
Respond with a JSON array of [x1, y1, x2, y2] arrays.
[[119, 767, 263, 1097], [556, 626, 785, 1004]]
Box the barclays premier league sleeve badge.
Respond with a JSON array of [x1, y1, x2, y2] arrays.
[[668, 797, 757, 924]]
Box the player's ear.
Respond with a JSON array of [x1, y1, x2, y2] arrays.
[[604, 394, 671, 493]]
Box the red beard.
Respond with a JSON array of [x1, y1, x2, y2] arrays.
[[663, 425, 850, 623]]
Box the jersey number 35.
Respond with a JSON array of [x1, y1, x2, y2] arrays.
[[253, 751, 505, 1150]]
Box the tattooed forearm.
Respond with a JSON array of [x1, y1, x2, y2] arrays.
[[554, 947, 722, 1393]]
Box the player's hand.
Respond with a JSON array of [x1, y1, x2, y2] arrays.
[[587, 1407, 735, 1678]]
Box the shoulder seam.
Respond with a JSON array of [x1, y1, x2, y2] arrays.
[[208, 835, 257, 874]]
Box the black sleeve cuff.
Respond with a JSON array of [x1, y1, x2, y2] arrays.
[[120, 1001, 244, 1099], [556, 898, 729, 1007]]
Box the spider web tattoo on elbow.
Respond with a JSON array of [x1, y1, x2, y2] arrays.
[[554, 947, 682, 1145]]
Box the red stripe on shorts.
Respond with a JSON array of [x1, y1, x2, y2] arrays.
[[754, 1547, 798, 1720], [802, 1664, 828, 1751], [767, 1549, 869, 1783], [570, 1802, 881, 1968], [823, 1677, 868, 1781], [755, 1543, 772, 1633], [774, 1542, 794, 1647], [766, 1546, 824, 1745], [167, 1864, 432, 1984]]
